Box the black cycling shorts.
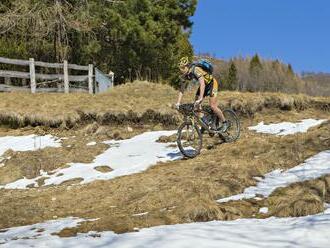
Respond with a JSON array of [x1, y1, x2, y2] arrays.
[[195, 79, 219, 98]]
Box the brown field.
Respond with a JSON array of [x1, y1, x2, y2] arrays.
[[0, 81, 329, 128], [0, 81, 329, 236]]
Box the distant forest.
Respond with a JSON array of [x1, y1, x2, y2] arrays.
[[301, 72, 330, 96], [0, 1, 328, 96], [198, 54, 330, 97]]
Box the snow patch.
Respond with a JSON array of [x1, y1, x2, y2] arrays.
[[132, 212, 149, 217], [1, 131, 181, 189], [0, 217, 89, 246], [248, 119, 327, 136], [0, 135, 61, 157], [86, 142, 97, 146], [259, 207, 269, 214], [1, 208, 330, 247], [218, 150, 330, 203]]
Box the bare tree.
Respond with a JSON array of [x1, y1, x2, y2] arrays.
[[0, 0, 93, 61]]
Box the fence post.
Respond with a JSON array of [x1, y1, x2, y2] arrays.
[[29, 58, 36, 93], [88, 64, 93, 94], [63, 60, 69, 93], [109, 71, 114, 88]]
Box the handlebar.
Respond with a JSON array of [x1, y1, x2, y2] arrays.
[[177, 103, 201, 116]]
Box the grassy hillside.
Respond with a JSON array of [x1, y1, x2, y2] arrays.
[[0, 81, 329, 128], [0, 81, 329, 234], [0, 112, 329, 233]]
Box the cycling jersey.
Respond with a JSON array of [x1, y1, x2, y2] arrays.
[[188, 66, 214, 85], [179, 65, 218, 97], [196, 78, 218, 98]]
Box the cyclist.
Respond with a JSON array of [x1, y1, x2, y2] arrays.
[[175, 57, 228, 132]]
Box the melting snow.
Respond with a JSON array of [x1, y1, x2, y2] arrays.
[[132, 212, 149, 217], [1, 208, 330, 248], [86, 142, 97, 146], [248, 119, 327, 136], [218, 150, 330, 203], [0, 135, 61, 157], [0, 131, 181, 189], [259, 207, 269, 214], [0, 135, 61, 170]]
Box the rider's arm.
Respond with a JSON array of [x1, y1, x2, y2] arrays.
[[177, 78, 187, 105], [197, 76, 205, 102], [177, 91, 183, 105]]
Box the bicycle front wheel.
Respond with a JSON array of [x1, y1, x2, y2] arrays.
[[177, 121, 202, 158]]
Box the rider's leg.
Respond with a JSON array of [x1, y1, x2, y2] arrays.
[[208, 78, 226, 123], [209, 96, 226, 122], [195, 92, 206, 133]]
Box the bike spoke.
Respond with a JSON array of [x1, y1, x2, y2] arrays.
[[178, 122, 202, 158]]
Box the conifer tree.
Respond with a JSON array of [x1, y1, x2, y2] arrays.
[[287, 64, 294, 76], [0, 0, 197, 83], [248, 54, 263, 91], [249, 54, 263, 75], [227, 61, 238, 90]]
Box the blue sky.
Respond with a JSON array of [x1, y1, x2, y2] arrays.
[[190, 0, 330, 73]]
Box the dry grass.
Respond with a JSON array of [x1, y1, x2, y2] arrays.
[[265, 175, 330, 217], [0, 113, 329, 233], [94, 166, 113, 173], [0, 81, 329, 128], [220, 175, 330, 220], [0, 82, 329, 234], [0, 81, 178, 128]]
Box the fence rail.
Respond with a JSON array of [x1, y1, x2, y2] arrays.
[[0, 84, 89, 93], [0, 57, 89, 70], [0, 56, 93, 94]]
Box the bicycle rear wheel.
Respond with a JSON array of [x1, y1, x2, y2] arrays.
[[177, 121, 202, 158], [219, 109, 240, 142]]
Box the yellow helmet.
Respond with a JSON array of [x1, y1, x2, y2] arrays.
[[178, 56, 189, 69]]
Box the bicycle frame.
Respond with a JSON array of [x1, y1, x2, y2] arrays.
[[184, 108, 219, 135]]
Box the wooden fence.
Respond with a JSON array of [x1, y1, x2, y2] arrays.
[[0, 56, 94, 94]]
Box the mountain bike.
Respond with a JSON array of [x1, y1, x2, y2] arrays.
[[177, 103, 240, 158]]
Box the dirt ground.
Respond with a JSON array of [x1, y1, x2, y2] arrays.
[[0, 108, 329, 234]]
